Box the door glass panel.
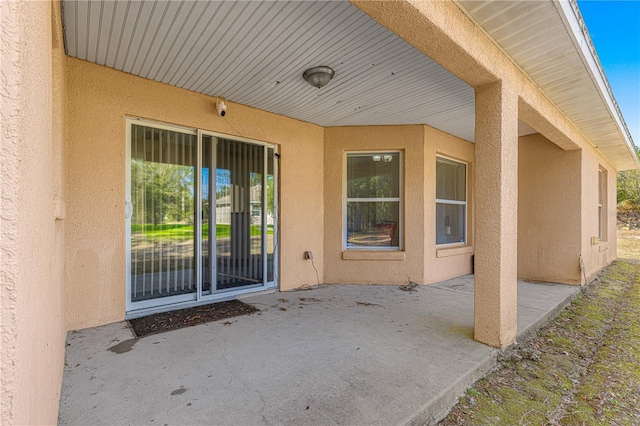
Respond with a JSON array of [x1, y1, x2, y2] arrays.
[[129, 123, 278, 311], [130, 124, 197, 302], [267, 148, 276, 282], [216, 139, 264, 290], [202, 135, 213, 295]]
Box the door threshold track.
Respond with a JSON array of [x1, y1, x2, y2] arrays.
[[237, 288, 278, 300], [126, 286, 274, 320]]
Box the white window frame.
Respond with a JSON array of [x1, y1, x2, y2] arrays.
[[435, 155, 468, 247], [343, 150, 403, 251]]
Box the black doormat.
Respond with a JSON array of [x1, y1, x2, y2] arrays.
[[128, 300, 259, 338]]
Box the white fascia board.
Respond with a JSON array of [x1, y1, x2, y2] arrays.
[[554, 0, 639, 170]]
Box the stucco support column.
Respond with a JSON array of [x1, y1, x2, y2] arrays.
[[474, 81, 519, 348]]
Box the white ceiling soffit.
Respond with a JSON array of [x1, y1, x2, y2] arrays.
[[457, 0, 639, 170], [61, 0, 476, 141]]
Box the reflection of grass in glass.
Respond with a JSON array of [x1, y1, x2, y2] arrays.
[[132, 223, 274, 241]]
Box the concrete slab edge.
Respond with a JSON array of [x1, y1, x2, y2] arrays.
[[516, 288, 582, 345], [403, 285, 584, 426], [403, 350, 499, 426]]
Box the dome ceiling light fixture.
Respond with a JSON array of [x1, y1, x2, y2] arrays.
[[303, 66, 335, 88]]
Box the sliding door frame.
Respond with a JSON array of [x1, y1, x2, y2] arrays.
[[125, 117, 279, 318]]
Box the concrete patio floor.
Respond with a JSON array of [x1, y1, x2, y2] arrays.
[[58, 276, 579, 425]]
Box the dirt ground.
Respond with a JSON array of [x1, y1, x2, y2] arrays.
[[617, 228, 640, 260], [439, 228, 640, 425], [128, 300, 259, 338]]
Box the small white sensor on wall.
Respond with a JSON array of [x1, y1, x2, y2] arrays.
[[216, 98, 227, 117]]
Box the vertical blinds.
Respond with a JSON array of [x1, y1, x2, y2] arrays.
[[130, 124, 197, 302], [215, 139, 265, 289]]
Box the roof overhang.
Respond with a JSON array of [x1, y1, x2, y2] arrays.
[[456, 0, 639, 170], [61, 0, 638, 170]]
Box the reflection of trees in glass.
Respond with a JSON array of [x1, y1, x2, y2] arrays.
[[347, 201, 399, 246], [131, 160, 194, 226], [346, 157, 399, 245], [348, 202, 396, 231], [249, 173, 276, 216], [348, 175, 392, 198], [347, 174, 395, 230], [267, 175, 275, 216], [216, 169, 231, 201]]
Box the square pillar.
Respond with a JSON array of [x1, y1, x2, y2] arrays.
[[474, 81, 519, 348]]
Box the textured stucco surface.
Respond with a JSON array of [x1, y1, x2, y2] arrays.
[[353, 0, 620, 347], [65, 58, 324, 330], [580, 143, 617, 281], [351, 0, 609, 170], [474, 81, 519, 348], [426, 126, 475, 284], [1, 1, 67, 424], [323, 125, 474, 286], [324, 125, 426, 285], [60, 0, 622, 340], [0, 0, 627, 423], [518, 134, 582, 284]]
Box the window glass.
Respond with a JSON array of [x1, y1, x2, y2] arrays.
[[436, 204, 466, 245], [347, 201, 400, 247], [346, 152, 401, 249], [347, 153, 400, 198], [436, 158, 466, 201], [436, 156, 467, 245]]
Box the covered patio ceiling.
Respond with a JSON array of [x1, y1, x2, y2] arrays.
[[60, 0, 508, 143], [61, 0, 637, 170], [63, 1, 474, 141]]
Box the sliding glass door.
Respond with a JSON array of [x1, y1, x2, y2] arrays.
[[129, 124, 197, 305], [214, 138, 265, 290], [126, 120, 277, 314]]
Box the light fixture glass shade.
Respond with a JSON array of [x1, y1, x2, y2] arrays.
[[303, 66, 335, 88]]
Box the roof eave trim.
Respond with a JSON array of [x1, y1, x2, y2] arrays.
[[554, 0, 639, 170]]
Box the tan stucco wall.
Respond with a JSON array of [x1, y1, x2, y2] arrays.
[[473, 81, 519, 347], [581, 143, 617, 282], [426, 126, 475, 283], [351, 1, 602, 157], [351, 1, 622, 345], [351, 0, 622, 269], [518, 134, 582, 284], [1, 1, 67, 424], [517, 132, 617, 285], [323, 125, 474, 286], [0, 0, 626, 421], [65, 58, 324, 330], [324, 125, 426, 285]]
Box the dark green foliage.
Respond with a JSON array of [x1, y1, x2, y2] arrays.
[[617, 145, 640, 205]]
